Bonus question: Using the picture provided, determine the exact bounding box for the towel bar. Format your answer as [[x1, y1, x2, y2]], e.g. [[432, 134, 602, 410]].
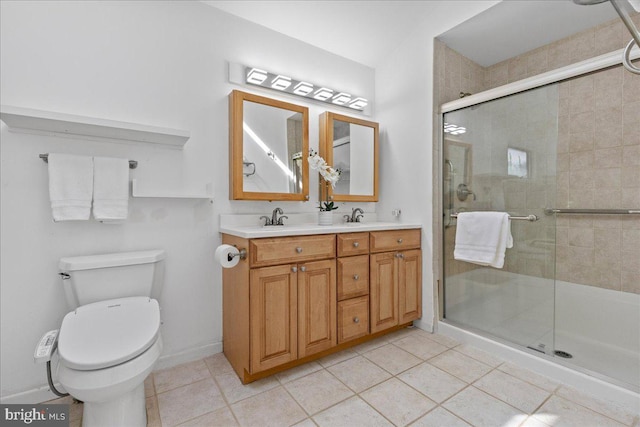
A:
[[39, 153, 138, 169], [450, 213, 539, 222], [544, 208, 640, 215]]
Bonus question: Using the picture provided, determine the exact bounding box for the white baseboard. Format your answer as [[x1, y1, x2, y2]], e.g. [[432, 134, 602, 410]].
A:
[[412, 319, 433, 333], [1, 341, 223, 404], [155, 341, 222, 370], [0, 385, 63, 405]]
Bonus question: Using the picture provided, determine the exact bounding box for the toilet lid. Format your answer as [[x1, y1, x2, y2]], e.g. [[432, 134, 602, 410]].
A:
[[58, 296, 160, 370]]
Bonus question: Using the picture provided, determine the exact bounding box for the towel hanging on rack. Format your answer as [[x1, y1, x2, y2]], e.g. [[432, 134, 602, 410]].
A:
[[47, 153, 94, 221], [453, 212, 513, 269], [93, 157, 130, 222]]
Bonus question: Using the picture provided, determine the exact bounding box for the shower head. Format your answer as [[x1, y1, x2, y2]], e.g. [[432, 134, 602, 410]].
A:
[[572, 0, 608, 4]]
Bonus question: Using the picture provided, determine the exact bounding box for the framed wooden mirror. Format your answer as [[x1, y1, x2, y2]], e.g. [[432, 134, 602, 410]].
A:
[[229, 90, 309, 201], [319, 112, 379, 202]]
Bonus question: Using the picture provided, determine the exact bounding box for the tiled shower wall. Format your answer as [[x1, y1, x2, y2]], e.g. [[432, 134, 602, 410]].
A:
[[434, 12, 640, 294]]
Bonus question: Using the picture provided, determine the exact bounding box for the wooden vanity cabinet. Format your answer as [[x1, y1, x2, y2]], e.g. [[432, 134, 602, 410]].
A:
[[370, 230, 422, 334], [222, 228, 420, 384]]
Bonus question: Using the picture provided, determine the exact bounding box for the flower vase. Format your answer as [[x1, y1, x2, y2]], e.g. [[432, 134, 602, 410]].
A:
[[318, 211, 333, 226]]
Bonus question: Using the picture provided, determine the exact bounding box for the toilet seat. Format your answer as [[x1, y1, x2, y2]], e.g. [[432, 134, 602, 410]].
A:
[[58, 296, 160, 370]]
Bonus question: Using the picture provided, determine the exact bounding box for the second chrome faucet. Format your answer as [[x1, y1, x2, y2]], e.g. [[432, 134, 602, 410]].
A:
[[260, 207, 288, 226], [343, 208, 364, 223]]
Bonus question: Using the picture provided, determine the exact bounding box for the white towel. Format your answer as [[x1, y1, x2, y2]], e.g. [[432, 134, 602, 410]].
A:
[[454, 212, 513, 269], [48, 153, 93, 221], [92, 156, 129, 222]]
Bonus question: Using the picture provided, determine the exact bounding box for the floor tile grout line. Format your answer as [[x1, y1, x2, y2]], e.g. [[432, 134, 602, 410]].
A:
[[209, 373, 242, 427], [496, 363, 561, 394], [526, 392, 555, 426], [546, 392, 636, 426], [469, 364, 551, 416], [279, 371, 324, 420], [153, 359, 212, 395]]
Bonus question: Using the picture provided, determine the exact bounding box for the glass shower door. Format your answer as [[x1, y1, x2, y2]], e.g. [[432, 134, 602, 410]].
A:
[[442, 84, 559, 355]]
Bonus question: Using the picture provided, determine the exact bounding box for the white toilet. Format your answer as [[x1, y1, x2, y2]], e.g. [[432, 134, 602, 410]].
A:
[[54, 250, 165, 427]]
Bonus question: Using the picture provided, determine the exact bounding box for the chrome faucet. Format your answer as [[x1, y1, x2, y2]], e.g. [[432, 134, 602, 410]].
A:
[[343, 208, 364, 223], [260, 207, 288, 226]]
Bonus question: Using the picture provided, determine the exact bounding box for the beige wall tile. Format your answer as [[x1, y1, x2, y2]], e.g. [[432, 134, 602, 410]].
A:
[[621, 270, 640, 294], [593, 147, 622, 168], [568, 227, 593, 248]]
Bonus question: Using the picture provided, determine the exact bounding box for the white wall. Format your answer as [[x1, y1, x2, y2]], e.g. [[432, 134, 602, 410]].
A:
[[375, 1, 500, 332], [0, 1, 374, 401]]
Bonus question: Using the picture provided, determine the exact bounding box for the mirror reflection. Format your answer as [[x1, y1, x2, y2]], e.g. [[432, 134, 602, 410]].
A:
[[230, 90, 309, 201], [320, 112, 378, 202]]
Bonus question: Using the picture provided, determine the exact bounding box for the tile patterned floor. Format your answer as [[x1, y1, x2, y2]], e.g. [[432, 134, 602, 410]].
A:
[[49, 327, 640, 427]]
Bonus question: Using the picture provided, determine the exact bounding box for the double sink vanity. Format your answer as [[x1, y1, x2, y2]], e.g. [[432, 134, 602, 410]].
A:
[[222, 89, 422, 383], [221, 215, 422, 383]]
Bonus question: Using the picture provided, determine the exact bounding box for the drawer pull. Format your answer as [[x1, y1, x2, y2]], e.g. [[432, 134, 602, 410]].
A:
[[397, 238, 403, 244], [353, 242, 360, 248], [300, 266, 306, 272], [291, 266, 298, 273], [353, 274, 359, 280], [353, 317, 359, 324], [396, 253, 404, 259], [296, 247, 303, 254]]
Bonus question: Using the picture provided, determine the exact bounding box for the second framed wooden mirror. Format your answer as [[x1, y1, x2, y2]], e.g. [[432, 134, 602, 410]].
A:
[[319, 112, 379, 202]]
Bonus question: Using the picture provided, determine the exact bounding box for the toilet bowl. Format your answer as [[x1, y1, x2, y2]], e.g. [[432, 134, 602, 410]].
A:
[[56, 297, 162, 427], [52, 250, 166, 427]]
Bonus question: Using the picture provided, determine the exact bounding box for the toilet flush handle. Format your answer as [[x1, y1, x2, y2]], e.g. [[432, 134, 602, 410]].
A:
[[59, 273, 70, 280]]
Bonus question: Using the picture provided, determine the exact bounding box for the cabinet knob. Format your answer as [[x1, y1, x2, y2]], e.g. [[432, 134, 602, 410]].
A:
[[396, 253, 404, 259], [353, 317, 359, 324], [353, 242, 359, 248], [296, 247, 303, 254], [353, 274, 359, 280], [397, 238, 403, 244], [291, 266, 298, 273], [300, 266, 306, 272]]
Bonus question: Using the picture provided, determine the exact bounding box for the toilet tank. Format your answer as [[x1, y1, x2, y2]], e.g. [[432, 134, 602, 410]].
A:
[[59, 250, 165, 310]]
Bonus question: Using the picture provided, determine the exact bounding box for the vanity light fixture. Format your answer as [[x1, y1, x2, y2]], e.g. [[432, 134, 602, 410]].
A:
[[293, 81, 314, 96], [348, 97, 368, 110], [271, 75, 292, 90], [313, 88, 334, 101], [243, 66, 368, 111], [246, 68, 268, 85], [332, 93, 352, 105]]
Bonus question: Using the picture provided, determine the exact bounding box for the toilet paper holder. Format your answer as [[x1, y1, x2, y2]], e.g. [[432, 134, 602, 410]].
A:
[[228, 248, 247, 261]]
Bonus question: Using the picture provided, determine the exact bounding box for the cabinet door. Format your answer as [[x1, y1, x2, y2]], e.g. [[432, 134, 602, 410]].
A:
[[399, 249, 422, 324], [298, 259, 337, 358], [250, 264, 298, 373], [370, 252, 398, 333]]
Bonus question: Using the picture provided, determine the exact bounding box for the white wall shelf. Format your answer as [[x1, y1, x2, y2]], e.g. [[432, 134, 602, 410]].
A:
[[0, 105, 190, 148], [131, 179, 212, 200]]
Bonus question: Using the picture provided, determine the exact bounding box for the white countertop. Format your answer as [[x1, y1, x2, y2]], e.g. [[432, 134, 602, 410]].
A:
[[220, 213, 421, 239]]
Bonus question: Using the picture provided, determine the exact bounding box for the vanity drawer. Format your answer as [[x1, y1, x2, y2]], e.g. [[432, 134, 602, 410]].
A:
[[337, 232, 369, 257], [337, 296, 369, 344], [249, 234, 336, 267], [370, 229, 421, 253], [337, 255, 369, 301]]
